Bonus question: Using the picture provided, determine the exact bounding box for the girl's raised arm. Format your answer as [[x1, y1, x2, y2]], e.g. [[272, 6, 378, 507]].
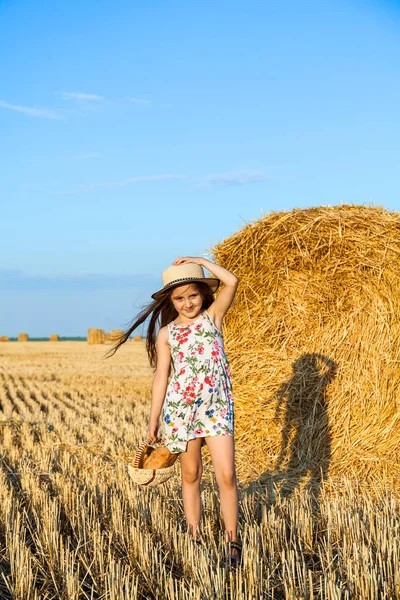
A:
[[172, 256, 238, 330]]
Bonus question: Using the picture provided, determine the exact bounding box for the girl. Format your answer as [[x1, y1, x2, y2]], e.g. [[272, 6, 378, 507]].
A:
[[110, 256, 241, 567]]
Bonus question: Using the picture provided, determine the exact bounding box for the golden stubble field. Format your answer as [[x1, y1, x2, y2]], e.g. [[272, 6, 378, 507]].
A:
[[0, 341, 399, 600]]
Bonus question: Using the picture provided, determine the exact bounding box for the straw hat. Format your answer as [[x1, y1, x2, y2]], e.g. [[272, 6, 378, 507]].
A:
[[127, 438, 179, 486], [152, 264, 219, 299]]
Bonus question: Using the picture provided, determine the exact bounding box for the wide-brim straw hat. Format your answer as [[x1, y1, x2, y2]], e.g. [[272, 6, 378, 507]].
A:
[[152, 264, 220, 300], [127, 438, 178, 486]]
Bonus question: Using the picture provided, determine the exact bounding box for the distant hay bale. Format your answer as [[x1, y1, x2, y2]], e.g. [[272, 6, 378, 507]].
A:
[[0, 336, 10, 342], [213, 204, 400, 484], [133, 335, 143, 342], [18, 333, 29, 342], [108, 329, 125, 343], [49, 334, 59, 342], [87, 328, 105, 345]]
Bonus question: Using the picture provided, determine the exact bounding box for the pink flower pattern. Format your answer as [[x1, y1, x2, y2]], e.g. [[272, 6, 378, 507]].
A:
[[162, 311, 234, 453]]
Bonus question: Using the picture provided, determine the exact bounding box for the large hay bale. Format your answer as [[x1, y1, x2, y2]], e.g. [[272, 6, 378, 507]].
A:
[[133, 335, 143, 342], [213, 204, 400, 485], [49, 334, 59, 342], [0, 336, 10, 342], [18, 333, 29, 342], [87, 328, 105, 345]]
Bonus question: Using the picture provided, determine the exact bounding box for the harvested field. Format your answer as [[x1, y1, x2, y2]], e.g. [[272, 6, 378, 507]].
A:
[[0, 342, 398, 599]]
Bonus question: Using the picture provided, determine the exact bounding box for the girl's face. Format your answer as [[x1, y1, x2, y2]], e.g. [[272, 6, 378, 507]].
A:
[[170, 284, 203, 319]]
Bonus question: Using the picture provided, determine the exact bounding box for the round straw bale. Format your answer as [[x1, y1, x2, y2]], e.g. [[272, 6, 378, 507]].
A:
[[87, 328, 105, 345], [0, 336, 10, 342], [49, 334, 59, 342], [18, 333, 29, 342], [133, 335, 143, 342], [213, 204, 400, 485]]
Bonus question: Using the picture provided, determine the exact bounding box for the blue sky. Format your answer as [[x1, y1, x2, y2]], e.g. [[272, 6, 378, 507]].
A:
[[1, 0, 400, 336]]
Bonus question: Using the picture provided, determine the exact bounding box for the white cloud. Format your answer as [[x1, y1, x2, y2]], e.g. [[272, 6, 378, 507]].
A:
[[59, 92, 105, 101], [128, 97, 150, 104], [196, 170, 271, 188], [0, 99, 63, 120]]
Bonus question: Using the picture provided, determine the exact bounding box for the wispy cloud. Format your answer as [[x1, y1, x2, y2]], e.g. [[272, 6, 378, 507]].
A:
[[128, 97, 150, 104], [0, 99, 63, 120], [59, 92, 105, 102], [47, 174, 187, 195], [196, 170, 273, 189], [74, 153, 103, 160], [27, 167, 280, 196]]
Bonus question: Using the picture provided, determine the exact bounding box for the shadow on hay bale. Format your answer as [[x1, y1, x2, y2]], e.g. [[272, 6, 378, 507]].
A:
[[251, 353, 339, 505], [213, 204, 400, 487], [260, 353, 337, 499]]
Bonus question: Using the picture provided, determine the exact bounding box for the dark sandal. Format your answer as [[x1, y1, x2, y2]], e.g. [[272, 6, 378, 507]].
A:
[[228, 540, 242, 571]]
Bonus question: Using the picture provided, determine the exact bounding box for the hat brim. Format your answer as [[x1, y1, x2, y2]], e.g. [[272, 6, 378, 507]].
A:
[[152, 277, 219, 300]]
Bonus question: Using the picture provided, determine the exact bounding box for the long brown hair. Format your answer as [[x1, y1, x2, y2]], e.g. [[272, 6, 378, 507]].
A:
[[106, 282, 215, 368]]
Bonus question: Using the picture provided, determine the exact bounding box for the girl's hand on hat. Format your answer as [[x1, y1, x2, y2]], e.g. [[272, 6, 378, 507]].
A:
[[173, 256, 203, 266]]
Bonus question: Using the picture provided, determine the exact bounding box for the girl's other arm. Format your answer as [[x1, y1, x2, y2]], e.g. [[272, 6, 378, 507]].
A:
[[147, 326, 171, 442], [172, 256, 239, 328]]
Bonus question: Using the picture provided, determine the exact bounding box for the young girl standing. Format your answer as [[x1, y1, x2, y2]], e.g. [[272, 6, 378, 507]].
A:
[[111, 256, 241, 567]]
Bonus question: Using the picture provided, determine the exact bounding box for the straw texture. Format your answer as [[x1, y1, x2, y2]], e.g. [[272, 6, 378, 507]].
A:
[[212, 204, 400, 484]]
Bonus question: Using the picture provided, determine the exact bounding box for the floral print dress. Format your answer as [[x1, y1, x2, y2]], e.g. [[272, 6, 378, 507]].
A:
[[162, 311, 234, 453]]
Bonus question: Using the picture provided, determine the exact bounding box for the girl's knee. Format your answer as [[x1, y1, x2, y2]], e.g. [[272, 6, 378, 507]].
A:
[[216, 467, 237, 488], [181, 464, 203, 484]]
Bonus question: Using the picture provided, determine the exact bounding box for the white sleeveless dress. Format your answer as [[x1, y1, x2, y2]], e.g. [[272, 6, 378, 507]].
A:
[[162, 311, 234, 453]]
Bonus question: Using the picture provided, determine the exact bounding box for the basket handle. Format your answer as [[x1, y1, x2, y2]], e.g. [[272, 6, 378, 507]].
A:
[[132, 437, 160, 468]]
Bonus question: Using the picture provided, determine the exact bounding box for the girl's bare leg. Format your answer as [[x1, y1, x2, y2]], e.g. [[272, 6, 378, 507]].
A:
[[179, 438, 203, 539], [205, 435, 238, 542]]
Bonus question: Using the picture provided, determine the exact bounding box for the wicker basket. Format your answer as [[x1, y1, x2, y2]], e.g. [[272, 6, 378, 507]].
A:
[[127, 438, 179, 486]]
